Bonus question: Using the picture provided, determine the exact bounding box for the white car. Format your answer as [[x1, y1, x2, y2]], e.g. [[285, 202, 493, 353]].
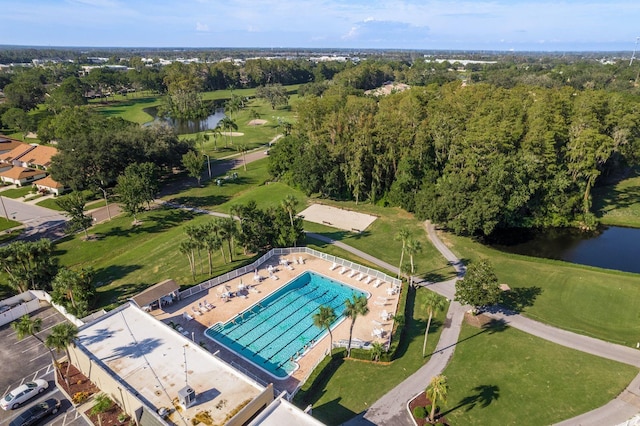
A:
[[1, 379, 49, 410]]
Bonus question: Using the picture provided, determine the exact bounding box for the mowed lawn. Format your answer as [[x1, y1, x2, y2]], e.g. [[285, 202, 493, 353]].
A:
[[442, 322, 637, 425], [445, 232, 640, 346], [298, 288, 449, 425], [593, 168, 640, 228]]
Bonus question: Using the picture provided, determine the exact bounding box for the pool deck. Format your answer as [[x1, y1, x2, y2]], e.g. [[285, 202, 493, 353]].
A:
[[149, 254, 400, 395]]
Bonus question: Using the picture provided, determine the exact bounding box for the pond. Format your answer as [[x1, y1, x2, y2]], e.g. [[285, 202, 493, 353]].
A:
[[144, 106, 226, 134], [488, 226, 640, 274]]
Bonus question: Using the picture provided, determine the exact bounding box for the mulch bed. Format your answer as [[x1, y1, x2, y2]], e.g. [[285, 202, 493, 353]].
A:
[[408, 392, 449, 425], [85, 404, 129, 426], [57, 362, 100, 400], [464, 312, 493, 328]]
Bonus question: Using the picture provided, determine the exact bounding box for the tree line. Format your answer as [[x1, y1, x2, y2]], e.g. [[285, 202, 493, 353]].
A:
[[269, 82, 640, 236]]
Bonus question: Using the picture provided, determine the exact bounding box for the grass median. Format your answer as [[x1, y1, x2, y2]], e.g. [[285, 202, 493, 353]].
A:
[[442, 322, 637, 425]]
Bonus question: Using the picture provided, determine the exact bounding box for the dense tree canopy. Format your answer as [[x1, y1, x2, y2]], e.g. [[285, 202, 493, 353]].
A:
[[270, 82, 640, 236]]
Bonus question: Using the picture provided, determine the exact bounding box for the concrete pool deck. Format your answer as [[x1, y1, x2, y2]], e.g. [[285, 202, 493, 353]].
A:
[[150, 254, 400, 394]]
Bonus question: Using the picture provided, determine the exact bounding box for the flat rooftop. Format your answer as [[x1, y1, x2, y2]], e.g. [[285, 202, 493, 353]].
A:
[[77, 303, 264, 425]]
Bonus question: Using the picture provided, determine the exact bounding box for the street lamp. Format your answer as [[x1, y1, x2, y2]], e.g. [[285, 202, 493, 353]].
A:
[[0, 195, 8, 221], [204, 152, 211, 179]]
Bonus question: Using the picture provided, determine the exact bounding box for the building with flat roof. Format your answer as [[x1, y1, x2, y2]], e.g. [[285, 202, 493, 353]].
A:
[[69, 302, 274, 426]]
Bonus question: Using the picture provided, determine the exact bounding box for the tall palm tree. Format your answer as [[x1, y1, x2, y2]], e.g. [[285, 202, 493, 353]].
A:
[[219, 117, 238, 147], [395, 227, 411, 279], [46, 322, 79, 377], [219, 217, 238, 262], [281, 195, 299, 228], [426, 375, 449, 423], [422, 292, 446, 357], [405, 237, 422, 277], [207, 125, 222, 151], [312, 305, 336, 356], [12, 316, 59, 377], [344, 294, 369, 358]]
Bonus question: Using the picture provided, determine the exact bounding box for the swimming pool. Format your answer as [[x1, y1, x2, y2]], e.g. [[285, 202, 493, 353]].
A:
[[205, 270, 368, 379]]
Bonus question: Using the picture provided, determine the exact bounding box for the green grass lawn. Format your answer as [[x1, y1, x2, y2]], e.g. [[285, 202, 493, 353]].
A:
[[442, 322, 637, 425], [295, 287, 449, 425], [35, 197, 64, 210], [0, 217, 20, 231], [1, 186, 34, 199], [593, 168, 640, 228], [445, 232, 640, 346]]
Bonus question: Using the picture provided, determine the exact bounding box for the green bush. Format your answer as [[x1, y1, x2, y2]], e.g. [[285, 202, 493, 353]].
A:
[[413, 406, 427, 419]]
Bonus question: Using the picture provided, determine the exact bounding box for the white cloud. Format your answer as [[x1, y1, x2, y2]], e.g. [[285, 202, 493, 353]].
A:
[[196, 22, 209, 32]]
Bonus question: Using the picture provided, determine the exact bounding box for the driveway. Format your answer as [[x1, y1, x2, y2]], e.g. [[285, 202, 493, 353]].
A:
[[0, 196, 67, 241]]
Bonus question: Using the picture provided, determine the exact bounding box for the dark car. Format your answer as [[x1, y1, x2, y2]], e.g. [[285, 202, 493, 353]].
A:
[[9, 398, 60, 426]]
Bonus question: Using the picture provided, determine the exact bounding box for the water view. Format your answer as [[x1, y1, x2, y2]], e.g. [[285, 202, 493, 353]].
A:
[[489, 226, 640, 274], [144, 106, 226, 134]]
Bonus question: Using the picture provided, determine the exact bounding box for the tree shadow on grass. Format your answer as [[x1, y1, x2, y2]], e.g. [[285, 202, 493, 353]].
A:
[[93, 264, 143, 287], [493, 286, 543, 315], [169, 194, 230, 209], [313, 397, 358, 426], [425, 318, 509, 358], [102, 208, 196, 238], [96, 281, 155, 308], [440, 384, 500, 417]]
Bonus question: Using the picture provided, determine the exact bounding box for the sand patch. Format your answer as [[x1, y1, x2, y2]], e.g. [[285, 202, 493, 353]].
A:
[[298, 204, 377, 232], [248, 119, 267, 126], [221, 132, 244, 136]]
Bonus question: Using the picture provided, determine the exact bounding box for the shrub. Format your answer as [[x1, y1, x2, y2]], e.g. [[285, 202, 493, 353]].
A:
[[72, 391, 90, 404], [413, 406, 427, 419]]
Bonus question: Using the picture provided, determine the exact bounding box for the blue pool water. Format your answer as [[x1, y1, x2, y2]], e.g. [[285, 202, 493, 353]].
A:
[[205, 271, 367, 379]]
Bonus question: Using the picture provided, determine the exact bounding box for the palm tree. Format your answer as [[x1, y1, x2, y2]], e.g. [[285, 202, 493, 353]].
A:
[[12, 316, 59, 377], [405, 236, 422, 280], [219, 117, 238, 147], [207, 125, 222, 151], [46, 322, 79, 378], [395, 227, 411, 279], [312, 305, 336, 356], [219, 217, 238, 262], [370, 341, 384, 362], [281, 195, 299, 228], [344, 294, 369, 358], [426, 375, 448, 423], [422, 292, 446, 357], [90, 393, 113, 426]]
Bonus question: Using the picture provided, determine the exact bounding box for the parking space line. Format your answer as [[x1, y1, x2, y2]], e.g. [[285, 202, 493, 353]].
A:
[[29, 352, 48, 363], [21, 342, 41, 353], [2, 385, 9, 397]]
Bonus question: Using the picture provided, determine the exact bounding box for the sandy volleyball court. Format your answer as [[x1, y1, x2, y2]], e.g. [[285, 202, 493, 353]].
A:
[[298, 204, 378, 232]]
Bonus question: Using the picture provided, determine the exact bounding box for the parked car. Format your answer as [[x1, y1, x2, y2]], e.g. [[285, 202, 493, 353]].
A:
[[9, 398, 60, 426], [1, 380, 49, 410]]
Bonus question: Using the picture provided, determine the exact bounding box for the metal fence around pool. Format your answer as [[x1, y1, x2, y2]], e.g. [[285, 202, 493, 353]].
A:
[[178, 247, 401, 301]]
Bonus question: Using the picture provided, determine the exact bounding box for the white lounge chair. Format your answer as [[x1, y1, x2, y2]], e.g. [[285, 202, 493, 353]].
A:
[[192, 306, 203, 316], [364, 276, 373, 284], [374, 279, 383, 288], [339, 267, 348, 275], [348, 270, 358, 278], [381, 310, 390, 320], [204, 300, 214, 310], [372, 328, 383, 338], [286, 264, 294, 271], [329, 262, 338, 271], [356, 273, 364, 281], [371, 319, 383, 326], [299, 256, 305, 264], [374, 300, 385, 307], [198, 303, 209, 313], [182, 312, 193, 321], [271, 274, 279, 280]]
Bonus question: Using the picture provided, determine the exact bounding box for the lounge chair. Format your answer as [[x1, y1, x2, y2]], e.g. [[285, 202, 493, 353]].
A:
[[249, 286, 260, 293], [199, 303, 209, 313], [286, 264, 294, 271], [329, 262, 338, 271], [356, 273, 364, 281], [371, 319, 383, 326], [372, 328, 383, 338], [192, 306, 203, 316], [271, 274, 279, 280], [339, 267, 348, 275], [183, 312, 193, 321], [299, 256, 305, 264], [374, 300, 385, 307], [374, 279, 383, 288], [364, 276, 373, 284], [348, 270, 358, 278], [381, 310, 389, 320], [204, 300, 214, 310]]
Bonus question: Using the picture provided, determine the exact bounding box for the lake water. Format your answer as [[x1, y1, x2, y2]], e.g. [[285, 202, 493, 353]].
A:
[[489, 226, 640, 274], [144, 107, 226, 134]]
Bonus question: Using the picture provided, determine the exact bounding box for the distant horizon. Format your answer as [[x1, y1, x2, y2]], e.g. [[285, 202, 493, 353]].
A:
[[4, 0, 639, 53], [0, 44, 636, 56]]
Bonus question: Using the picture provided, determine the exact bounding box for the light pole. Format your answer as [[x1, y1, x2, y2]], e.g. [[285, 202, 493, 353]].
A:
[[0, 195, 8, 220], [204, 153, 211, 179]]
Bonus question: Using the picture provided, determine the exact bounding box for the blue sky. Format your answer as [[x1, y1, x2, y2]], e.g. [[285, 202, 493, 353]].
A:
[[3, 0, 640, 51]]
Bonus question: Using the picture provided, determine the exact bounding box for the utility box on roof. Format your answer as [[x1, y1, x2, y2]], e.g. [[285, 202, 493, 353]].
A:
[[178, 386, 196, 408]]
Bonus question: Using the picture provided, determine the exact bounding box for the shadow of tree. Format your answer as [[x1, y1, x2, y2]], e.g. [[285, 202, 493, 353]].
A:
[[440, 384, 500, 417], [313, 397, 357, 426], [426, 318, 509, 357], [93, 264, 143, 287], [104, 337, 163, 361], [169, 194, 230, 208], [498, 286, 543, 313]]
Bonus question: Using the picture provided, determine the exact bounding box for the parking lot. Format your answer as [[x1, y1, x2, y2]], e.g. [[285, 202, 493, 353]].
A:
[[0, 305, 88, 426]]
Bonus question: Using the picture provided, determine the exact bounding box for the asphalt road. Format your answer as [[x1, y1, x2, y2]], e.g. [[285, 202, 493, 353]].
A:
[[0, 196, 68, 241]]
